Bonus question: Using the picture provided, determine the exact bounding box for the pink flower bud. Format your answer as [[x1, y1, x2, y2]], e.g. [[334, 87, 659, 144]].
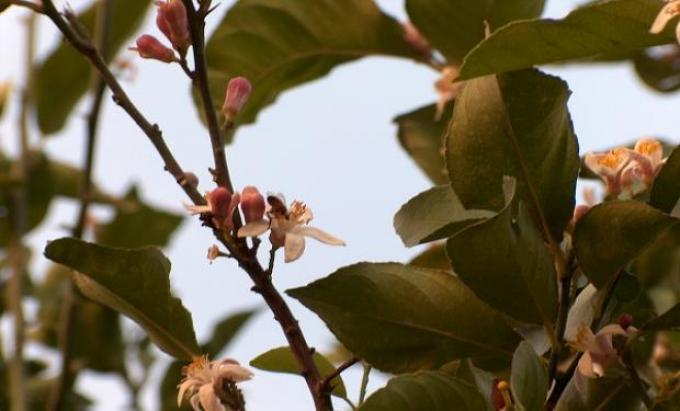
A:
[[240, 186, 265, 223], [131, 35, 177, 63], [156, 0, 190, 54], [617, 313, 633, 331], [222, 77, 252, 123], [209, 187, 232, 220], [402, 22, 431, 56]]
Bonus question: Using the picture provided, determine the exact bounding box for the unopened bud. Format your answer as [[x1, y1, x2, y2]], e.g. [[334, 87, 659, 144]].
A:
[[402, 22, 431, 56], [131, 35, 177, 63], [209, 187, 232, 220], [222, 77, 252, 124], [183, 172, 199, 188], [617, 313, 633, 330], [156, 0, 190, 55], [240, 186, 265, 223]]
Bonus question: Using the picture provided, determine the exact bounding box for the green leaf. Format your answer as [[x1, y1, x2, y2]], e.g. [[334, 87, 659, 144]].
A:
[[203, 0, 416, 137], [445, 69, 579, 242], [359, 371, 486, 411], [48, 159, 118, 205], [408, 244, 451, 272], [573, 200, 679, 288], [642, 303, 680, 331], [393, 103, 452, 185], [250, 347, 346, 397], [44, 238, 200, 360], [95, 186, 183, 248], [458, 0, 675, 80], [454, 360, 496, 411], [651, 146, 680, 214], [394, 185, 495, 247], [288, 262, 520, 373], [555, 374, 642, 411], [446, 182, 557, 325], [405, 0, 545, 63], [510, 342, 548, 411], [633, 49, 680, 93], [35, 0, 153, 134]]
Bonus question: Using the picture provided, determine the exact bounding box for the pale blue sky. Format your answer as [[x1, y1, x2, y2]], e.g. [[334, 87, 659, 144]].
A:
[[1, 0, 679, 409]]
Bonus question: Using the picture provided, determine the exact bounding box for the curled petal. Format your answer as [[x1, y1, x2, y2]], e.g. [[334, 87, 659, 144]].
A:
[[184, 203, 212, 215], [237, 220, 270, 238], [577, 351, 601, 378], [217, 363, 254, 383], [198, 384, 225, 411], [293, 225, 346, 246], [177, 380, 194, 407], [284, 233, 306, 263], [650, 1, 680, 34]]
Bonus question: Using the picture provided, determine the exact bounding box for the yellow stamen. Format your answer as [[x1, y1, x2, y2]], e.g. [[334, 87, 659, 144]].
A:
[[289, 201, 307, 219]]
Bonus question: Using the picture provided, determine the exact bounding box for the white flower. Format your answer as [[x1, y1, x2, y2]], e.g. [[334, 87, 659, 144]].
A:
[[569, 323, 636, 378], [238, 194, 345, 263], [650, 0, 680, 45], [620, 138, 665, 196], [584, 147, 632, 197], [177, 356, 253, 411]]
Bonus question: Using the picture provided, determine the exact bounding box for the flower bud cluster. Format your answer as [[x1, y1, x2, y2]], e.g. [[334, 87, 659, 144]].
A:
[[130, 0, 190, 63]]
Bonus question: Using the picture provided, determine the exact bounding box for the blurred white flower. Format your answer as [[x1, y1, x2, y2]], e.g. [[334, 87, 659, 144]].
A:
[[650, 0, 680, 45], [177, 356, 252, 411]]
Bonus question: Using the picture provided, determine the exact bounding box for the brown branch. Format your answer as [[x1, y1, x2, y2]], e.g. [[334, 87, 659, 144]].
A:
[[548, 252, 577, 383]]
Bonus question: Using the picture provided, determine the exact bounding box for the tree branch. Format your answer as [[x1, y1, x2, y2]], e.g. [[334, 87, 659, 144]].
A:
[[548, 252, 577, 383], [320, 357, 359, 394]]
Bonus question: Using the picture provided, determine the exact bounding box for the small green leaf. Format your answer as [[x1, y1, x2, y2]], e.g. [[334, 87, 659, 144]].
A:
[[405, 0, 545, 63], [393, 103, 452, 185], [394, 185, 495, 247], [651, 146, 680, 214], [35, 0, 153, 134], [44, 238, 199, 360], [447, 182, 557, 325], [458, 0, 675, 80], [95, 186, 183, 248], [510, 342, 548, 411], [555, 374, 643, 411], [250, 347, 346, 397], [288, 262, 520, 373], [573, 201, 679, 288], [359, 371, 486, 411], [642, 303, 680, 331], [445, 69, 579, 242], [203, 0, 417, 138]]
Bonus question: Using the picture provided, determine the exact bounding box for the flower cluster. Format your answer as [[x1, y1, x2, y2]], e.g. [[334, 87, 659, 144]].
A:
[[130, 0, 190, 63], [650, 0, 680, 45], [177, 356, 252, 411], [584, 138, 665, 198]]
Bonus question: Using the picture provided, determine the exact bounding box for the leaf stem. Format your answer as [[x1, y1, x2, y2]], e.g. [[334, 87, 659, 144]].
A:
[[358, 363, 372, 405]]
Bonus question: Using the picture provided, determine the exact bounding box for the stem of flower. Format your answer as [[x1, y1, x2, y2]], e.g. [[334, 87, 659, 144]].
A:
[[358, 363, 372, 406]]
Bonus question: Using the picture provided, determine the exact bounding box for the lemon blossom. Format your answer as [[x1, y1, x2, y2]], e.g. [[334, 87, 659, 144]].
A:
[[185, 187, 240, 230], [177, 356, 252, 411], [650, 0, 680, 45], [570, 321, 637, 378], [238, 194, 345, 263], [584, 147, 632, 197], [620, 138, 665, 196]]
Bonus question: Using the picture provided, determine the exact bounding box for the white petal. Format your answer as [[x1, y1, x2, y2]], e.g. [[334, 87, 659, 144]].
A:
[[597, 324, 627, 337], [217, 363, 254, 383], [184, 203, 212, 215], [292, 225, 345, 246], [198, 384, 225, 411], [577, 351, 599, 378], [177, 380, 193, 407], [237, 220, 270, 238], [650, 1, 680, 34], [284, 233, 306, 263]]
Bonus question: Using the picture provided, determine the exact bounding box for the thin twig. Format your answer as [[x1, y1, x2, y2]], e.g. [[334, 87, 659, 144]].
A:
[[320, 357, 359, 394], [622, 349, 653, 409], [266, 245, 277, 275]]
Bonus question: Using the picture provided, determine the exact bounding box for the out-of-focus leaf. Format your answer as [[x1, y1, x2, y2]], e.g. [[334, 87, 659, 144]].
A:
[[359, 371, 486, 411], [633, 46, 680, 93], [25, 378, 91, 411], [250, 347, 346, 397], [203, 0, 417, 138], [633, 225, 680, 290], [458, 0, 676, 80], [48, 159, 118, 205], [651, 146, 680, 214], [288, 262, 520, 373], [573, 201, 679, 288], [447, 180, 557, 325], [555, 374, 642, 411], [408, 243, 450, 271], [454, 360, 496, 411], [510, 342, 548, 411], [35, 0, 153, 134], [393, 103, 452, 185], [95, 186, 183, 248], [405, 0, 544, 63], [394, 185, 494, 247], [642, 303, 680, 331], [44, 238, 200, 360], [32, 265, 125, 373]]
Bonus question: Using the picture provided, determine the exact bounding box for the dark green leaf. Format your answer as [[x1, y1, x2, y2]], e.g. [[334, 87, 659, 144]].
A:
[[459, 0, 675, 80], [408, 243, 451, 272], [454, 360, 496, 411], [573, 201, 679, 288], [288, 262, 520, 373], [250, 347, 346, 397], [612, 272, 641, 303], [393, 103, 452, 185], [642, 303, 680, 331], [447, 181, 557, 325], [405, 0, 545, 63], [48, 159, 118, 205], [632, 224, 680, 289], [203, 0, 416, 138], [159, 362, 189, 411], [35, 0, 152, 134], [44, 238, 200, 360], [445, 69, 579, 241], [633, 46, 680, 93], [510, 342, 548, 411], [359, 371, 486, 411], [651, 146, 680, 214], [95, 186, 183, 248], [394, 185, 495, 247], [555, 374, 642, 411]]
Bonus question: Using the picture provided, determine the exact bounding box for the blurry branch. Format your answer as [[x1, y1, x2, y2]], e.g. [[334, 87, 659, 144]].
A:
[[47, 1, 112, 408], [6, 0, 43, 13], [622, 349, 653, 409], [548, 251, 577, 383]]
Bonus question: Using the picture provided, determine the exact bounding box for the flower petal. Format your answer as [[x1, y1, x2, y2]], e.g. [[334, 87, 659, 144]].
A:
[[218, 363, 254, 383], [198, 385, 225, 411], [177, 380, 193, 407], [237, 220, 270, 238], [577, 351, 599, 379], [184, 203, 212, 215], [650, 1, 680, 34], [284, 233, 306, 263], [293, 225, 346, 246]]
